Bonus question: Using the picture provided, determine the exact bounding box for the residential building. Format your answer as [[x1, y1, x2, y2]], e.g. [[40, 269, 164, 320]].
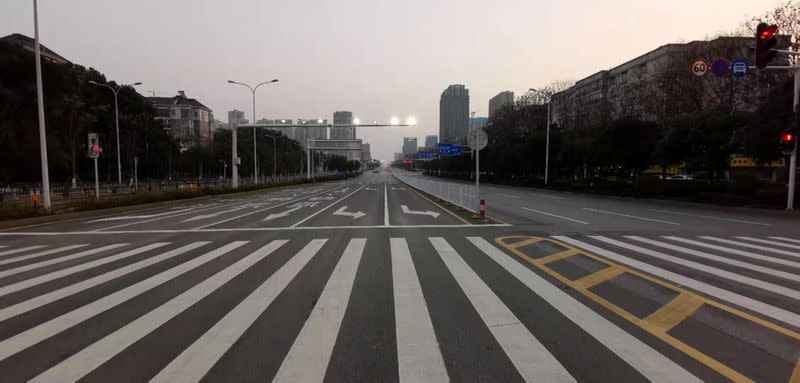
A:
[[149, 91, 214, 147], [0, 33, 69, 65], [402, 137, 418, 155], [469, 116, 488, 131], [331, 111, 355, 140], [424, 135, 438, 148], [489, 91, 514, 118], [439, 85, 469, 144]]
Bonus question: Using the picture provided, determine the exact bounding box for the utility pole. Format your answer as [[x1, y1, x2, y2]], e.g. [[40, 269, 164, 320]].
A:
[[789, 68, 799, 210], [33, 0, 51, 209]]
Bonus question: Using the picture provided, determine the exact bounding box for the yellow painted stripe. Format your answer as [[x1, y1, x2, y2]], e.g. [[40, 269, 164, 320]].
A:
[[643, 294, 704, 333], [573, 266, 626, 289], [535, 248, 580, 265], [402, 183, 471, 225], [789, 358, 800, 383], [506, 237, 544, 250]]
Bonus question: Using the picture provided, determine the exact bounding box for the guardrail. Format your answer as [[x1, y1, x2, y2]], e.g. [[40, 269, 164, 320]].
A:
[[393, 171, 478, 212]]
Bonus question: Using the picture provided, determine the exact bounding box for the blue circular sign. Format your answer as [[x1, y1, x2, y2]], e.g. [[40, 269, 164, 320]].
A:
[[711, 59, 729, 77], [731, 58, 749, 78]]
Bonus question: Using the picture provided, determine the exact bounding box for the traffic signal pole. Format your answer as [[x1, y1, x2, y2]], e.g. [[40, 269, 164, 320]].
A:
[[789, 68, 799, 210]]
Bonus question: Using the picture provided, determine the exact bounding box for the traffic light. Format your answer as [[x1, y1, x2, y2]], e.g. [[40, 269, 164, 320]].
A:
[[781, 131, 797, 155], [755, 23, 778, 69]]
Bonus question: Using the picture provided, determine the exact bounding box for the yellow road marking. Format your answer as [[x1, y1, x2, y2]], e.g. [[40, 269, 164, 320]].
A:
[[401, 183, 471, 225], [495, 235, 800, 383], [790, 359, 800, 383], [573, 265, 625, 289], [506, 237, 544, 249], [643, 294, 704, 333], [536, 248, 580, 265]]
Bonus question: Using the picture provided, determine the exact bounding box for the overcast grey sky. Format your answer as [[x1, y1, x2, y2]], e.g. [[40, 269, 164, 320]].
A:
[[1, 0, 778, 160]]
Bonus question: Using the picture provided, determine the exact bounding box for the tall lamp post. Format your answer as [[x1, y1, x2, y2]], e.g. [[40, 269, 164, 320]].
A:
[[33, 0, 51, 209], [89, 80, 141, 184], [227, 79, 278, 183], [530, 88, 552, 185]]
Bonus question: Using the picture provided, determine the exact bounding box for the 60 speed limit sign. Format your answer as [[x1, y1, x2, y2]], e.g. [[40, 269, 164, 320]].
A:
[[691, 59, 709, 77]]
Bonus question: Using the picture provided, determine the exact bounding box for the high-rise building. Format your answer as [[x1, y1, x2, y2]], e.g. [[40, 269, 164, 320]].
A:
[[489, 91, 514, 118], [402, 137, 418, 155], [439, 85, 469, 144], [469, 116, 488, 131], [424, 135, 438, 148], [331, 111, 355, 140], [298, 118, 328, 144], [361, 143, 371, 162]]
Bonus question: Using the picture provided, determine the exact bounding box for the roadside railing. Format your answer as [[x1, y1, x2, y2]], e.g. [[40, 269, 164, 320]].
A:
[[393, 171, 478, 212]]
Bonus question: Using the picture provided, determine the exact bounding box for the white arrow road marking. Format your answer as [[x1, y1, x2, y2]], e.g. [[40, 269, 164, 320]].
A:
[[365, 187, 377, 191], [181, 207, 246, 222], [308, 195, 336, 201], [334, 188, 350, 193], [392, 187, 406, 190], [266, 196, 294, 202], [401, 205, 440, 218], [263, 206, 305, 221], [89, 209, 193, 222], [333, 206, 366, 219]]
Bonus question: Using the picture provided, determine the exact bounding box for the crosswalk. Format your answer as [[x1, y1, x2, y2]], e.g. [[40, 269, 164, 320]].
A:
[[0, 234, 797, 382]]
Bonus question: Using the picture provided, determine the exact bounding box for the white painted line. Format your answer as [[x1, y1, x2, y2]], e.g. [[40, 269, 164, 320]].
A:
[[196, 187, 340, 229], [649, 209, 770, 226], [431, 237, 575, 382], [291, 185, 368, 227], [181, 207, 246, 222], [151, 239, 326, 383], [554, 236, 800, 328], [332, 206, 366, 219], [384, 183, 390, 226], [583, 208, 679, 225], [498, 193, 520, 199], [592, 236, 800, 300], [0, 242, 210, 322], [90, 209, 193, 222], [401, 205, 440, 218], [93, 203, 239, 231], [0, 241, 248, 362], [522, 207, 589, 225], [0, 243, 152, 298], [770, 236, 800, 244], [31, 240, 286, 383], [0, 244, 87, 266], [0, 224, 514, 236], [0, 245, 47, 257], [735, 236, 800, 250], [273, 238, 366, 383], [468, 237, 700, 383], [391, 238, 448, 383], [626, 236, 800, 283], [699, 236, 800, 258], [0, 243, 130, 280], [666, 237, 800, 264]]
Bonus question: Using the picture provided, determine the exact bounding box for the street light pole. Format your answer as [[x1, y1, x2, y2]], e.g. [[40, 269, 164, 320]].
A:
[[227, 79, 278, 184], [530, 88, 552, 185], [33, 0, 51, 209], [88, 80, 141, 185], [789, 68, 799, 210]]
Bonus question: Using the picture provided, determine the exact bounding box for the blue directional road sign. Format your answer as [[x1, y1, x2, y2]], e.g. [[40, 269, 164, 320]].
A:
[[731, 58, 749, 78], [417, 151, 434, 159], [711, 59, 729, 77], [438, 143, 462, 157]]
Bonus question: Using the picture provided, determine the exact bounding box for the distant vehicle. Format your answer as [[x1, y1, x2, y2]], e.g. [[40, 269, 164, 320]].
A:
[[667, 174, 693, 180]]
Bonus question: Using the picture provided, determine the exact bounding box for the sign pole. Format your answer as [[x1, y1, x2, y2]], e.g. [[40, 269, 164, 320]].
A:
[[476, 143, 480, 211], [789, 68, 799, 210], [134, 156, 138, 192], [94, 156, 100, 200]]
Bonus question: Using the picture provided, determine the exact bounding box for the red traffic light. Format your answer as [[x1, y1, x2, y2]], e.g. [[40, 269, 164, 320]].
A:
[[783, 133, 795, 143], [91, 144, 101, 154], [759, 24, 778, 40]]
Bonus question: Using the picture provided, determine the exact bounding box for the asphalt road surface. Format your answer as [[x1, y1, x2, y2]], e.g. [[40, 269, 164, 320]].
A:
[[0, 170, 797, 382]]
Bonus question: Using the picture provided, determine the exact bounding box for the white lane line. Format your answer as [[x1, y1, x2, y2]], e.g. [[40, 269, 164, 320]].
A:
[[0, 245, 47, 257], [770, 236, 800, 244], [657, 237, 800, 269], [0, 243, 130, 280], [90, 209, 193, 222], [468, 237, 699, 383], [0, 242, 210, 322], [273, 238, 366, 383], [498, 193, 520, 199], [583, 208, 679, 225], [391, 238, 449, 383], [554, 236, 800, 328], [0, 244, 87, 266], [520, 192, 565, 200], [649, 209, 771, 226], [522, 207, 589, 225], [736, 237, 800, 250], [384, 183, 390, 226], [31, 240, 286, 383], [0, 243, 155, 298], [0, 241, 248, 362], [290, 185, 368, 227], [592, 236, 800, 300], [150, 239, 327, 383], [699, 236, 800, 258], [431, 237, 575, 382], [195, 187, 340, 229], [626, 236, 800, 283]]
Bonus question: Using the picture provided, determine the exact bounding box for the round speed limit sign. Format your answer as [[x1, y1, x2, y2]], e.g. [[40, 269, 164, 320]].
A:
[[691, 59, 709, 77]]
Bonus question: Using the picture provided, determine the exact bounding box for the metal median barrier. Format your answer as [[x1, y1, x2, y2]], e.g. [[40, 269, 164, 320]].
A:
[[393, 172, 478, 212]]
